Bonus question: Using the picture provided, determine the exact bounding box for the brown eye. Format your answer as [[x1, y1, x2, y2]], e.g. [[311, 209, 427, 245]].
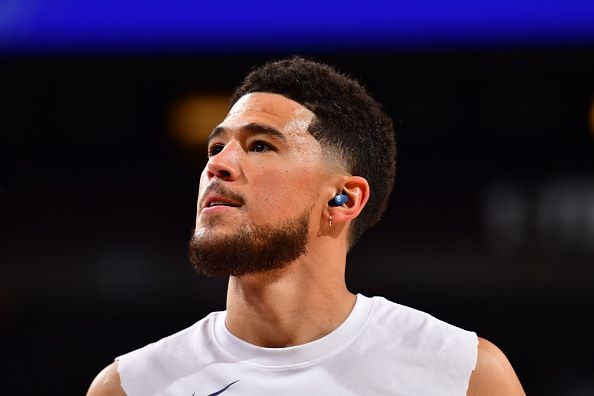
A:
[[251, 141, 272, 153], [208, 143, 224, 157]]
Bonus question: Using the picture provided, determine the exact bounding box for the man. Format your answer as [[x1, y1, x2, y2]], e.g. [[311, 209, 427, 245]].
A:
[[88, 57, 525, 395]]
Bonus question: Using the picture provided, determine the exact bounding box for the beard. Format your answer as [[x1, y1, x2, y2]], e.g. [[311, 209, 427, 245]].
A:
[[188, 209, 310, 278]]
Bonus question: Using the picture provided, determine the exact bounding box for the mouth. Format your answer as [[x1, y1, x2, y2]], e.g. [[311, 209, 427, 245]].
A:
[[199, 183, 245, 216], [202, 194, 243, 212], [205, 201, 241, 208]]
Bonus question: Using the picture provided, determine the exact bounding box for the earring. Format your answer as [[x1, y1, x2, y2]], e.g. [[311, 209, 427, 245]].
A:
[[329, 215, 333, 227]]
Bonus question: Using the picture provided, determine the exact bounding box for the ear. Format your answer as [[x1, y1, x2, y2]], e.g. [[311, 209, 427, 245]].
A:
[[327, 176, 370, 224]]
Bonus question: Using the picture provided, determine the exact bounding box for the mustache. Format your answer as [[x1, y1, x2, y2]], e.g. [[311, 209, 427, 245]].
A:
[[199, 182, 246, 208]]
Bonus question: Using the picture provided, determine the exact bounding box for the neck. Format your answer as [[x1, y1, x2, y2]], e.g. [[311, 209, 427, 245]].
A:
[[224, 247, 355, 348]]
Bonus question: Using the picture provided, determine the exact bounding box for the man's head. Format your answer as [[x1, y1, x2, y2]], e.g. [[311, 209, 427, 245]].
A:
[[231, 57, 396, 245], [189, 57, 396, 278]]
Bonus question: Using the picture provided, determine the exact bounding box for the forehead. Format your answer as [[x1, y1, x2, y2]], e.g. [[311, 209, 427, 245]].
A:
[[222, 92, 315, 136]]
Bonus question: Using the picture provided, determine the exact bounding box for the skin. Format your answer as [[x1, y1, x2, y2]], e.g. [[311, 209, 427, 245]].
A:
[[87, 92, 525, 395]]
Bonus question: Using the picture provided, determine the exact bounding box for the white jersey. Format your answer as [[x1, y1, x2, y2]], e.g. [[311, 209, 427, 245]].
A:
[[117, 294, 477, 395]]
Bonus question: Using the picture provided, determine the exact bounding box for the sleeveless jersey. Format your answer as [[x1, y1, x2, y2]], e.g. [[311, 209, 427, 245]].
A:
[[117, 294, 477, 395]]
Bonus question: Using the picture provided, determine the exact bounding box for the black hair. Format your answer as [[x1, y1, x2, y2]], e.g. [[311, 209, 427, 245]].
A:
[[231, 56, 396, 247]]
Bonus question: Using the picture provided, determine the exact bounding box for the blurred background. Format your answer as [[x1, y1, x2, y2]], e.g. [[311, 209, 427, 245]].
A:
[[1, 1, 594, 394]]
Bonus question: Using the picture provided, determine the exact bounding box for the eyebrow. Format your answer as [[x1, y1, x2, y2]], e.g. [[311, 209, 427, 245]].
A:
[[207, 123, 287, 143]]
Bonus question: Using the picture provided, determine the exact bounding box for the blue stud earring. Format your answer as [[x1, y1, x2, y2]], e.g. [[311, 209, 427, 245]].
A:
[[328, 193, 349, 207]]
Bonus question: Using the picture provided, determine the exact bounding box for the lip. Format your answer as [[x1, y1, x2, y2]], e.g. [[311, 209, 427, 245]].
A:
[[201, 193, 243, 212], [201, 205, 240, 214]]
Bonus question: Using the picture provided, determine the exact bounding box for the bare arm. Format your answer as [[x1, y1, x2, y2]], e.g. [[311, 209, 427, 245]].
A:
[[87, 361, 126, 396], [467, 337, 525, 396]]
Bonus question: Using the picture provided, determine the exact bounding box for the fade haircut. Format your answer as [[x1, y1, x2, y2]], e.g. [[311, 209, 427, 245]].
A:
[[230, 56, 396, 247]]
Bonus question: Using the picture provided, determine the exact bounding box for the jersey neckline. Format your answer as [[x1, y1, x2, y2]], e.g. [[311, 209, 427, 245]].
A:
[[211, 293, 374, 368]]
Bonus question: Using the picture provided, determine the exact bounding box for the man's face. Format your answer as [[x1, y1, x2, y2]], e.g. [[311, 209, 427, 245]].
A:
[[189, 92, 328, 277]]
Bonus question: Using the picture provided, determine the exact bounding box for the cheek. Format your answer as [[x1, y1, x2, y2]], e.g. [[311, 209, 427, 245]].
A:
[[251, 174, 289, 215], [197, 169, 209, 201], [250, 166, 319, 219], [199, 169, 209, 187]]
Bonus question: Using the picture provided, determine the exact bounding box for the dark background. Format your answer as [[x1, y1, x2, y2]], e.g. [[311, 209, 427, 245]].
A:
[[1, 49, 594, 395]]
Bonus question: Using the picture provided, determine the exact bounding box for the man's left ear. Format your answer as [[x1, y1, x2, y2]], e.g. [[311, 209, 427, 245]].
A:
[[330, 176, 370, 223]]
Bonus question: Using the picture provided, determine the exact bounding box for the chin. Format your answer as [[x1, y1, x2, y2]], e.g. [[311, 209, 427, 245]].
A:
[[195, 220, 242, 236]]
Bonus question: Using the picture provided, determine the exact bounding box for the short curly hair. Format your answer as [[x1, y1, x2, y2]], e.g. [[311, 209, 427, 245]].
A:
[[231, 56, 396, 247]]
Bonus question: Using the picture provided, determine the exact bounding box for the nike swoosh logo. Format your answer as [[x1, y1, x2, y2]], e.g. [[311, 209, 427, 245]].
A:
[[203, 380, 240, 396]]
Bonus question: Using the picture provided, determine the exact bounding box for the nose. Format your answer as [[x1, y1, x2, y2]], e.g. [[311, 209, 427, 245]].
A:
[[205, 141, 241, 182]]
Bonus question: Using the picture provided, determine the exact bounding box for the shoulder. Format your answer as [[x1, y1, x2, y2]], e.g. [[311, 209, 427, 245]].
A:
[[93, 314, 219, 395], [87, 361, 126, 396], [370, 296, 477, 367], [467, 337, 525, 396], [371, 296, 476, 345]]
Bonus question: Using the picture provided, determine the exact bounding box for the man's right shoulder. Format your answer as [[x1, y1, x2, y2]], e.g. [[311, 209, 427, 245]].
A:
[[87, 361, 126, 396]]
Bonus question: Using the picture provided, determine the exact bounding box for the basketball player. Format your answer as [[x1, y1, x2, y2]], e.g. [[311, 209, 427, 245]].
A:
[[88, 57, 525, 395]]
